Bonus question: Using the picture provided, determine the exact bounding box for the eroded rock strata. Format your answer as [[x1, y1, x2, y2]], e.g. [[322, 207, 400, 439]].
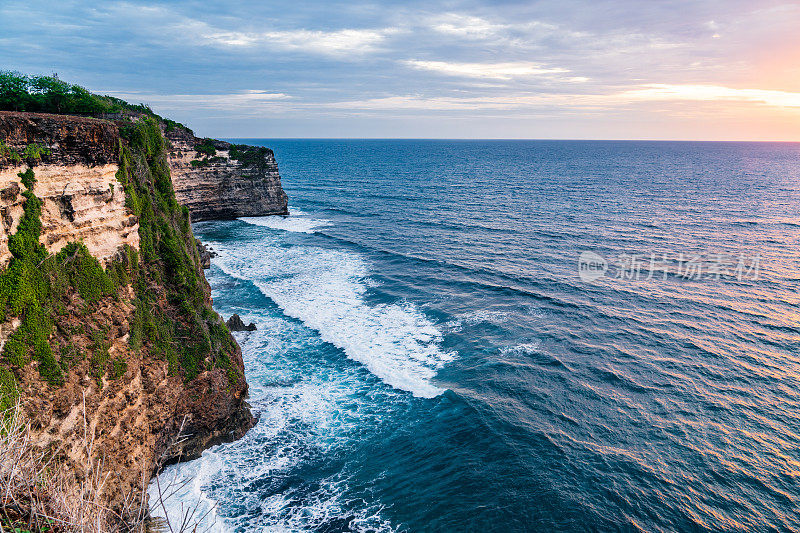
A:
[[166, 126, 288, 221], [0, 163, 139, 267], [0, 111, 254, 523]]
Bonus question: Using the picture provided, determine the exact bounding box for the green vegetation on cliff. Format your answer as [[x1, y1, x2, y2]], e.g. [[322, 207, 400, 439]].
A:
[[0, 111, 238, 407], [194, 139, 217, 157], [0, 167, 123, 387], [0, 71, 192, 133], [229, 144, 273, 172], [0, 366, 16, 411], [116, 117, 237, 381], [0, 71, 148, 116], [0, 142, 51, 168]]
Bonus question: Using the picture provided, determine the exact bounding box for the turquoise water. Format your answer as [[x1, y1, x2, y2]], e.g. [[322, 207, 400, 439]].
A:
[[152, 140, 800, 532]]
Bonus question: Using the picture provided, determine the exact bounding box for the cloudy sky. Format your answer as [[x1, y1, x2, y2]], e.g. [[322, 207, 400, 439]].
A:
[[1, 0, 799, 140]]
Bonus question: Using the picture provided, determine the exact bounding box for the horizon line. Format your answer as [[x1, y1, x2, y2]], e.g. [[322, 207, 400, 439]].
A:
[[221, 137, 800, 143]]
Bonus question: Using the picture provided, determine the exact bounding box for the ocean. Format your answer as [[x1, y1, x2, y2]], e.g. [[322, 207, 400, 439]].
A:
[[150, 140, 800, 532]]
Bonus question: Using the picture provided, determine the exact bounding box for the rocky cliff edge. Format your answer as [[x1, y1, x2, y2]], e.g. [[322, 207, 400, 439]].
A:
[[166, 126, 288, 221], [0, 111, 254, 526]]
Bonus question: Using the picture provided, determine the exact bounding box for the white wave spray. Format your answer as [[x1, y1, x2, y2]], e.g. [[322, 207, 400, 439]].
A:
[[240, 213, 331, 234], [212, 239, 454, 398]]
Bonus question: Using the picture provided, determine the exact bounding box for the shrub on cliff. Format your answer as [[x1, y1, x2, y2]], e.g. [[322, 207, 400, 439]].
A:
[[0, 141, 22, 165], [56, 243, 116, 303], [1, 71, 113, 115], [0, 169, 62, 383], [194, 139, 217, 157], [118, 117, 237, 382], [0, 368, 16, 412], [0, 71, 192, 133], [229, 144, 271, 172]]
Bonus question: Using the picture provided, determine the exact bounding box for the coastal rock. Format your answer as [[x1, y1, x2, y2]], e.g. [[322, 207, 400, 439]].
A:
[[0, 111, 118, 168], [166, 127, 288, 221], [227, 313, 257, 331], [196, 239, 217, 269]]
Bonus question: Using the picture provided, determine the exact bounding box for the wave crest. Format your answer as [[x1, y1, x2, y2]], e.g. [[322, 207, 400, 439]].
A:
[[240, 214, 331, 234]]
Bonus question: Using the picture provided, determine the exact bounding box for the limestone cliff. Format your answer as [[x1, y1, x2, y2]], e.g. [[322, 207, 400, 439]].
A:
[[0, 114, 130, 268], [0, 111, 254, 524], [166, 127, 288, 221]]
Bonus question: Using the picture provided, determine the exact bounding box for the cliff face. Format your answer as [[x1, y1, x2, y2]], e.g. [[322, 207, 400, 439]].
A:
[[0, 112, 254, 523], [166, 127, 288, 221], [0, 113, 139, 268], [0, 112, 118, 167]]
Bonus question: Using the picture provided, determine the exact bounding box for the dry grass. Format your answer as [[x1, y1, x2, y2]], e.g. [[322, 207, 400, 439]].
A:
[[0, 398, 210, 533], [0, 396, 114, 532]]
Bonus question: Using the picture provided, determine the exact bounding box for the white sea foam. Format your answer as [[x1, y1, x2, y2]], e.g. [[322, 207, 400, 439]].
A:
[[149, 223, 453, 528], [148, 388, 393, 532], [240, 214, 331, 234], [149, 314, 401, 532], [443, 319, 463, 332], [210, 241, 454, 398], [148, 450, 226, 532], [257, 476, 396, 532]]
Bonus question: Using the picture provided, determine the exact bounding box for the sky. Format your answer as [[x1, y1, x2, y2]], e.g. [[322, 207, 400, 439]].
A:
[[1, 0, 799, 140]]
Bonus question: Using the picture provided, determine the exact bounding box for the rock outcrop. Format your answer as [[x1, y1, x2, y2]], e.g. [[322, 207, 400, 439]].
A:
[[0, 111, 254, 523], [0, 112, 118, 167], [226, 314, 257, 332], [166, 127, 288, 221], [196, 239, 217, 269]]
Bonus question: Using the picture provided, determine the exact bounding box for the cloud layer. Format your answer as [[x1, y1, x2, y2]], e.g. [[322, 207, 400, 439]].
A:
[[1, 0, 798, 139]]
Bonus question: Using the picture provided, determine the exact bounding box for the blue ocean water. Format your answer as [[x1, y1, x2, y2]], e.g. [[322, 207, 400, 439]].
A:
[[152, 140, 800, 532]]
